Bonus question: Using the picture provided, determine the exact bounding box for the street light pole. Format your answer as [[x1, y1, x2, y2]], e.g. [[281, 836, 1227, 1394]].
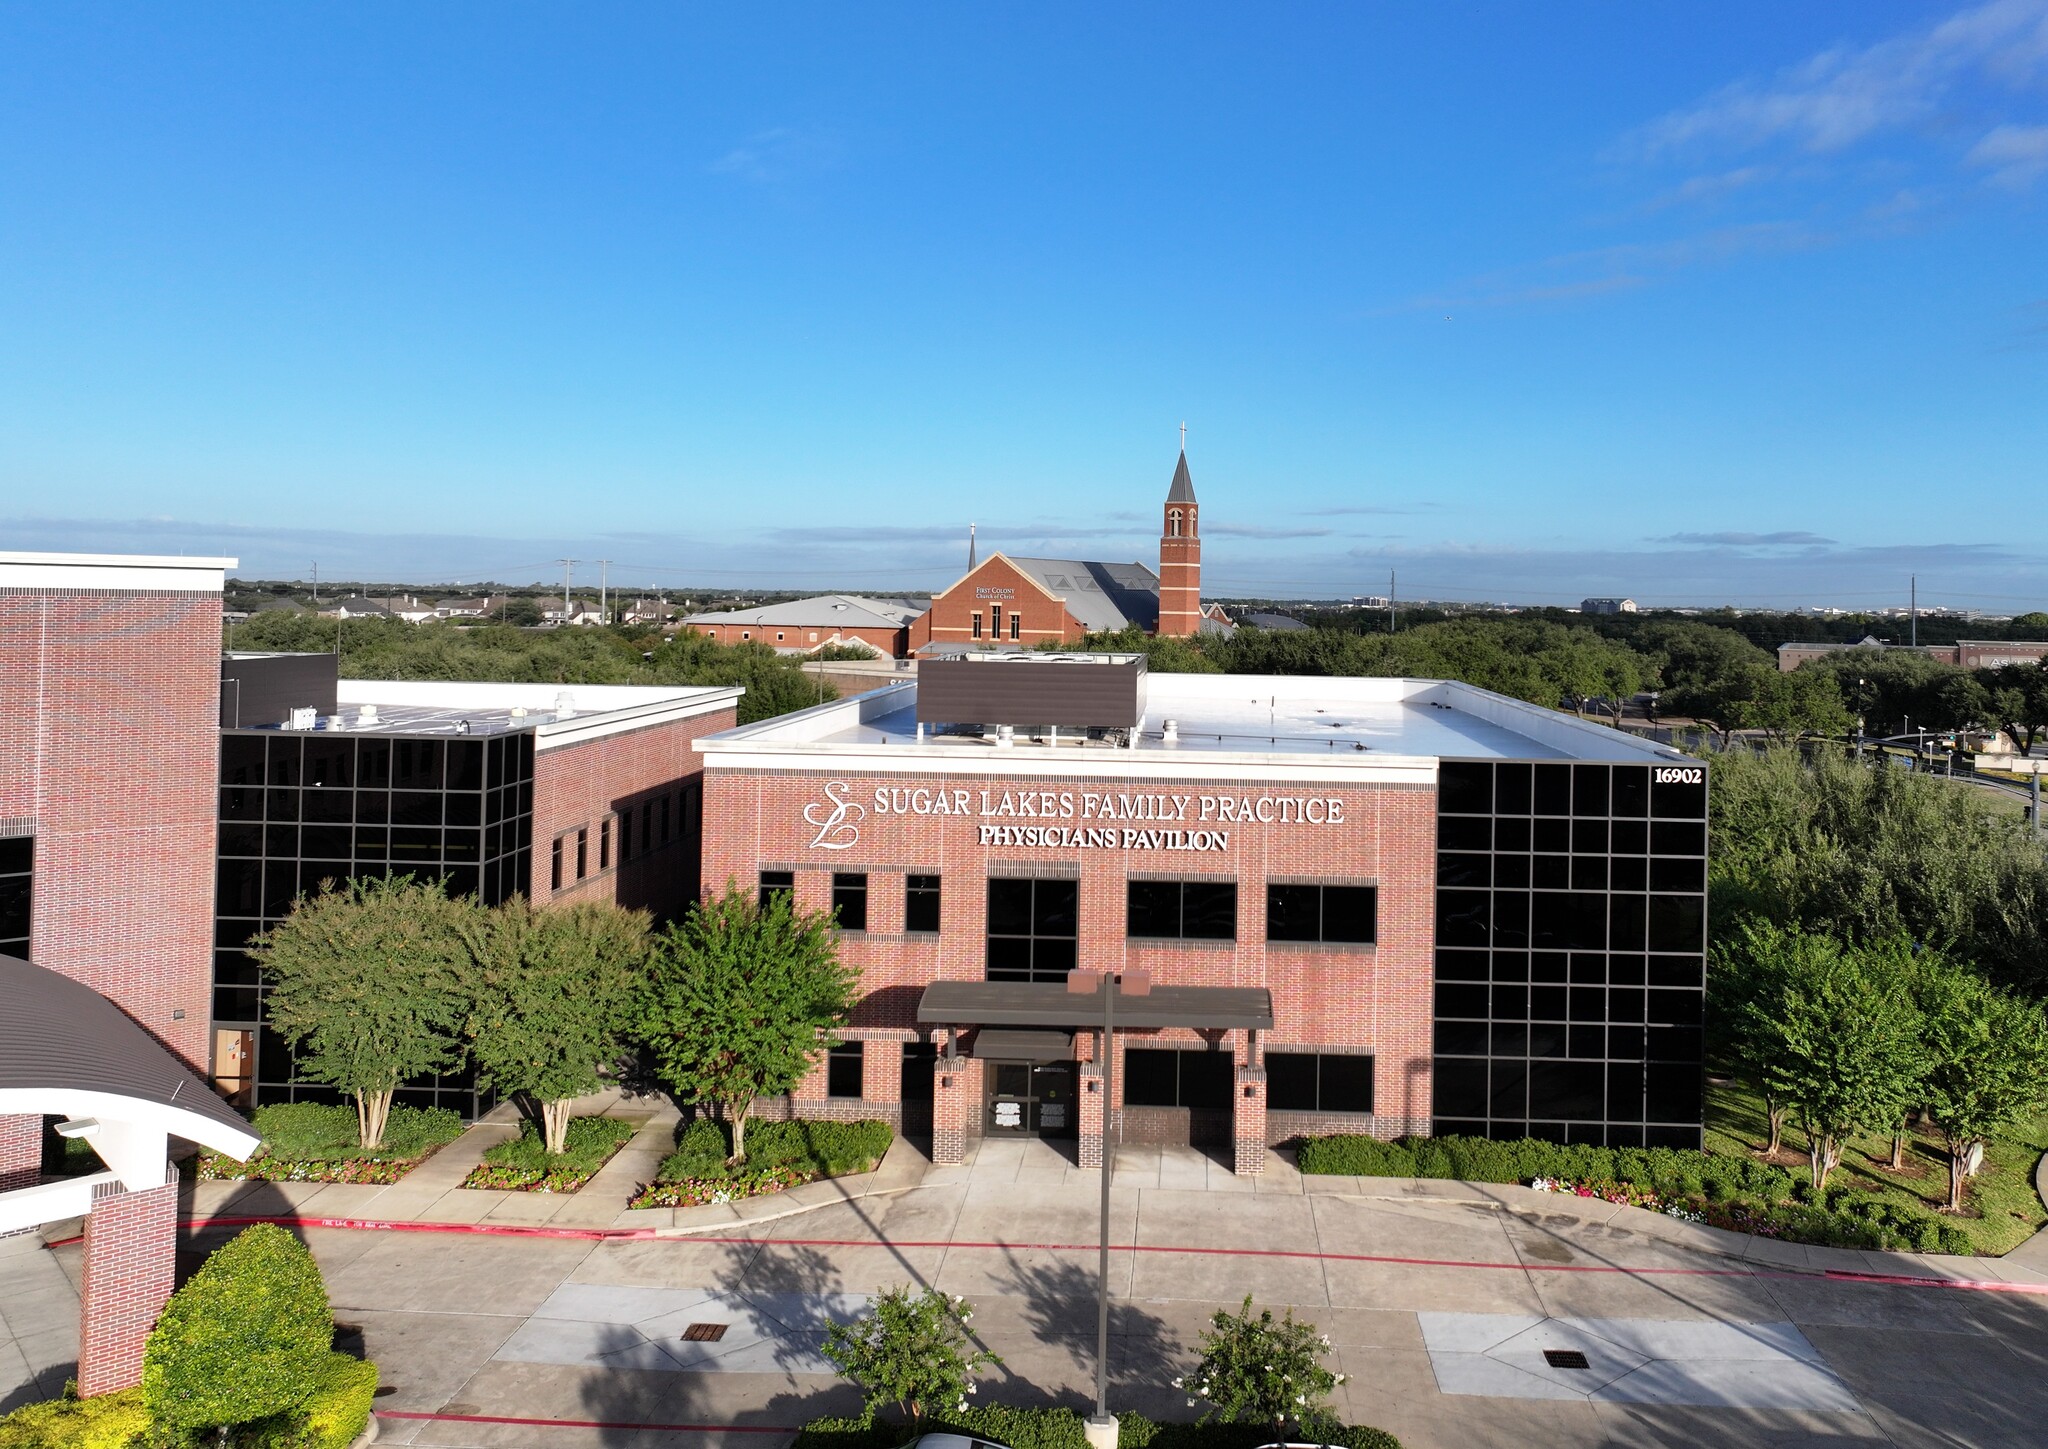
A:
[[1069, 967, 1148, 1449]]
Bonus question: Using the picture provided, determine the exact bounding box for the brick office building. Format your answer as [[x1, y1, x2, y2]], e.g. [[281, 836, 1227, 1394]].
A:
[[684, 595, 927, 657], [212, 656, 740, 1111], [906, 451, 1224, 652], [697, 652, 1710, 1176]]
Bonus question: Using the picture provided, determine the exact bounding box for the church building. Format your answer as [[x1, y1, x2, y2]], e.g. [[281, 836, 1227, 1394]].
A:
[[907, 450, 1218, 652]]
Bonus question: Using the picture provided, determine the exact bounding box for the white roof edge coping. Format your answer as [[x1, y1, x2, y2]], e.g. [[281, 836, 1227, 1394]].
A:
[[0, 552, 239, 592], [338, 679, 743, 713]]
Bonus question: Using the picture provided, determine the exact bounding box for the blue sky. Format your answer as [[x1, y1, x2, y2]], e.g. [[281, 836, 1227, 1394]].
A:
[[2, 3, 2045, 608]]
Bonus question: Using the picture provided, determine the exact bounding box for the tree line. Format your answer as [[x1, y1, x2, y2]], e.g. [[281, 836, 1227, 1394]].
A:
[[252, 876, 858, 1160], [225, 609, 834, 724]]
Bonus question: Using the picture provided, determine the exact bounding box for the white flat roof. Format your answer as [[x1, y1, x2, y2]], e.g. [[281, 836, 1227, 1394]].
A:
[[0, 551, 238, 592], [255, 680, 749, 750], [699, 673, 1688, 786]]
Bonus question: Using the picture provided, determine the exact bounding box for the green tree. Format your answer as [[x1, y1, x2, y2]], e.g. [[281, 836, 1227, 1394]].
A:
[[143, 1224, 333, 1439], [251, 876, 476, 1150], [1912, 964, 2048, 1212], [1707, 919, 1801, 1154], [462, 897, 653, 1154], [1177, 1296, 1345, 1439], [819, 1287, 999, 1426], [500, 597, 543, 626], [640, 883, 859, 1163], [1767, 936, 1923, 1189]]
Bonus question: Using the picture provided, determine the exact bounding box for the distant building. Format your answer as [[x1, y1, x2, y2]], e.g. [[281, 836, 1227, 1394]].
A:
[[435, 594, 509, 619], [1580, 598, 1638, 616], [1242, 611, 1309, 632], [620, 597, 675, 627], [685, 595, 927, 657], [541, 599, 607, 628], [1774, 638, 2048, 673], [907, 450, 1230, 651]]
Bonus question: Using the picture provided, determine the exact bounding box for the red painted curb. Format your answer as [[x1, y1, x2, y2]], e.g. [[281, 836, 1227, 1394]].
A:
[[379, 1409, 796, 1433], [151, 1212, 2048, 1296]]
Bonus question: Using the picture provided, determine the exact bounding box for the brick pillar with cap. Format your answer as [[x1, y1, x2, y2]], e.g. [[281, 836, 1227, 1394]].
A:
[[1233, 1065, 1268, 1177], [78, 1175, 179, 1397], [931, 1053, 980, 1166], [1077, 1061, 1106, 1170], [0, 1114, 39, 1193]]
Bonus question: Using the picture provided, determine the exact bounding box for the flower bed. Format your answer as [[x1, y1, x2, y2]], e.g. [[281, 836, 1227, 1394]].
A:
[[1299, 1133, 1974, 1255], [462, 1115, 638, 1192], [197, 1102, 464, 1185], [630, 1117, 891, 1209]]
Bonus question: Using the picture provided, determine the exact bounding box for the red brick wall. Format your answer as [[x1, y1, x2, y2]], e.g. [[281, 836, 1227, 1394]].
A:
[[78, 1176, 178, 1397], [909, 557, 1084, 651], [530, 706, 736, 924], [1158, 503, 1201, 637], [0, 590, 221, 1068], [0, 1112, 38, 1193], [702, 766, 1438, 1136]]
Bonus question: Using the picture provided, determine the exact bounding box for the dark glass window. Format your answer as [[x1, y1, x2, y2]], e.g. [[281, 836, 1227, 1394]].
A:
[[826, 1041, 864, 1099], [619, 807, 634, 862], [599, 818, 612, 871], [986, 877, 1078, 982], [906, 874, 941, 933], [1122, 1049, 1233, 1109], [0, 835, 32, 956], [972, 612, 983, 639], [900, 1041, 937, 1102], [832, 873, 868, 931], [575, 828, 588, 880], [550, 837, 564, 891], [1127, 880, 1236, 940], [1267, 1052, 1374, 1113], [1266, 884, 1376, 944], [759, 870, 794, 906], [659, 794, 672, 844]]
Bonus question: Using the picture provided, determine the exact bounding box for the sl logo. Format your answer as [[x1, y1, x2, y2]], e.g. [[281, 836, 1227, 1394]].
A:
[[804, 781, 866, 850]]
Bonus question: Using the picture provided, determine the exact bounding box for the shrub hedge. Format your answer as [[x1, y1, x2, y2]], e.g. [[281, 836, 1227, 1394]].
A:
[[656, 1117, 892, 1183], [1294, 1134, 1971, 1254], [199, 1102, 464, 1184], [792, 1407, 1401, 1449], [143, 1224, 335, 1434], [0, 1388, 150, 1449], [464, 1115, 636, 1192]]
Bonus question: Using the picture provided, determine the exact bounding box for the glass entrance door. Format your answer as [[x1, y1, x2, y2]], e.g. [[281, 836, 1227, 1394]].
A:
[[985, 1060, 1077, 1137]]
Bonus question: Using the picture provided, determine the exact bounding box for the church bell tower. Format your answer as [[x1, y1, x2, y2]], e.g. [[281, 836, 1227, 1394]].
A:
[[1157, 447, 1201, 637]]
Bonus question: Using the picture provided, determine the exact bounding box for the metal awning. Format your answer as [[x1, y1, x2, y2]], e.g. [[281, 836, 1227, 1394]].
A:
[[918, 981, 1274, 1032], [972, 1029, 1076, 1062]]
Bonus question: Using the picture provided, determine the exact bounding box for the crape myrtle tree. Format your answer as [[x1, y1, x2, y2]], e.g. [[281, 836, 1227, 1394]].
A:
[[640, 882, 859, 1164], [1177, 1296, 1345, 1439], [1767, 933, 1924, 1190], [820, 1287, 999, 1426], [1912, 963, 2048, 1213], [462, 897, 653, 1155], [251, 875, 476, 1151]]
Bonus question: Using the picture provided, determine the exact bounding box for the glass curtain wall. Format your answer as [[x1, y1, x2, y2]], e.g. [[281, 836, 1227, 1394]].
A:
[[215, 729, 535, 1115], [1431, 760, 1707, 1148]]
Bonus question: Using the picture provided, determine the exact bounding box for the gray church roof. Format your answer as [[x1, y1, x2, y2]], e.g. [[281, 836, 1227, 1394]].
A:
[[1166, 451, 1197, 504], [685, 595, 927, 630], [1004, 557, 1162, 632]]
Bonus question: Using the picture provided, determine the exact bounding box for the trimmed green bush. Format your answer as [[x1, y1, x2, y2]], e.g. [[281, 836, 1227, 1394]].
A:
[[250, 1102, 464, 1162], [791, 1408, 1401, 1449], [143, 1224, 335, 1435], [296, 1351, 379, 1449], [1294, 1133, 1970, 1254], [656, 1117, 891, 1184], [465, 1115, 637, 1192], [0, 1387, 149, 1449]]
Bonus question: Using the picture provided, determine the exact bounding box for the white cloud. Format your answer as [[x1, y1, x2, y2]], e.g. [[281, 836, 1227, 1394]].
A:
[[708, 127, 839, 184], [1630, 0, 2048, 160], [1968, 122, 2048, 185]]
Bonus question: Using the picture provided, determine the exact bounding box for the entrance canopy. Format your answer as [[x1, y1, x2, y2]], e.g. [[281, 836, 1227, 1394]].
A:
[[918, 980, 1273, 1032], [0, 953, 259, 1233]]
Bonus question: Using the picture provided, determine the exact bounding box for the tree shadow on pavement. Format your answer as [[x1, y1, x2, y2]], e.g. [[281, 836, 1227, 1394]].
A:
[[993, 1248, 1187, 1417]]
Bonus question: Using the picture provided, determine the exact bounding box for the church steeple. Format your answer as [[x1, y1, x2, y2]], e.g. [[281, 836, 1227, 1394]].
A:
[[1157, 444, 1202, 637]]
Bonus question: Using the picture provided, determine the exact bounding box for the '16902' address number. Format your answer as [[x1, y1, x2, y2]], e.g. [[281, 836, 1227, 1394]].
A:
[[1654, 766, 1704, 785]]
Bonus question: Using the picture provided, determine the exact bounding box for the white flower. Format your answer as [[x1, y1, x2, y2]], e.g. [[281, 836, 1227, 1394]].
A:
[[1171, 1377, 1183, 1389], [1186, 1399, 1197, 1408], [966, 1383, 978, 1395], [1296, 1395, 1306, 1405]]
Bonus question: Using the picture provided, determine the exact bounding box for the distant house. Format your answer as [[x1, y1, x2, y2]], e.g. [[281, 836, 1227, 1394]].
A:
[[1775, 637, 2048, 673], [541, 599, 608, 628], [434, 594, 508, 619], [318, 593, 436, 623], [620, 597, 674, 626], [686, 595, 928, 657], [1580, 598, 1639, 615], [1241, 611, 1309, 632]]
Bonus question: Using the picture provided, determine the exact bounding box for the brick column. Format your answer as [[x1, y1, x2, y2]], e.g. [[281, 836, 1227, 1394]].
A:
[[1077, 1062, 1105, 1170], [1233, 1067, 1268, 1177], [932, 1055, 976, 1165], [78, 1176, 178, 1397], [0, 1114, 39, 1193]]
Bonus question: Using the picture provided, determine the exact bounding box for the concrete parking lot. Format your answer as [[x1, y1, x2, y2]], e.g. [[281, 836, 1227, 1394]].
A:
[[6, 1138, 2047, 1449]]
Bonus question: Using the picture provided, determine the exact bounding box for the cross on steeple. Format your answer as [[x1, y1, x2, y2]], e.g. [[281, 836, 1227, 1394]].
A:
[[1179, 421, 1187, 453]]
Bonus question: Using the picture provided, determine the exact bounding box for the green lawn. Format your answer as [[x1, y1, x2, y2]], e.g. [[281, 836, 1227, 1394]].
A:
[[1704, 1078, 2048, 1256]]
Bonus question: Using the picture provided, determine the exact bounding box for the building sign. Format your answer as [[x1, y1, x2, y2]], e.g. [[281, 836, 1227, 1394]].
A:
[[804, 781, 1348, 854], [974, 586, 1016, 599]]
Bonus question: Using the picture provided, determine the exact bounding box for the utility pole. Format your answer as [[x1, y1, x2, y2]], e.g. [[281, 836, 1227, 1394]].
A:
[[597, 560, 611, 623], [1388, 569, 1396, 634], [557, 559, 576, 625], [312, 561, 319, 604], [1069, 967, 1149, 1449], [1911, 575, 1917, 648]]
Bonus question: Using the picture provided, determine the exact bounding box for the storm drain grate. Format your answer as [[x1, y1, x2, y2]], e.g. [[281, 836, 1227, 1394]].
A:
[[681, 1322, 729, 1342], [1542, 1349, 1590, 1370]]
